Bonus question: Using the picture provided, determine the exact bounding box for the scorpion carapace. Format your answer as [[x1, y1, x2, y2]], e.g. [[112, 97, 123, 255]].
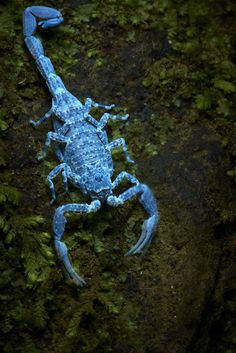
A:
[[23, 6, 159, 287]]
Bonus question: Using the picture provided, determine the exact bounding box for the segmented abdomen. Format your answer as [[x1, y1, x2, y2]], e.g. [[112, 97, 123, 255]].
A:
[[64, 125, 111, 175]]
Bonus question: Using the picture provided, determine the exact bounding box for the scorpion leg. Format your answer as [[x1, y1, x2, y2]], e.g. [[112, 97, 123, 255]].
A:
[[53, 119, 66, 163], [48, 163, 82, 203], [85, 97, 115, 110], [83, 115, 111, 158], [85, 113, 115, 160], [38, 132, 69, 160], [97, 129, 109, 146], [47, 163, 71, 204], [54, 147, 64, 162], [85, 114, 99, 127], [107, 138, 135, 164], [53, 119, 65, 162], [86, 112, 128, 131], [97, 113, 129, 130], [62, 170, 69, 195], [53, 200, 101, 286], [30, 107, 54, 127], [107, 183, 159, 256]]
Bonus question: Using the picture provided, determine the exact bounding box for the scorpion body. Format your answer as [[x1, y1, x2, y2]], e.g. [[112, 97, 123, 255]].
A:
[[23, 6, 159, 287]]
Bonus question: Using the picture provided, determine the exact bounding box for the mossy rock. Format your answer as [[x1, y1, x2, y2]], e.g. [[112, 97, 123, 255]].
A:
[[0, 1, 236, 353]]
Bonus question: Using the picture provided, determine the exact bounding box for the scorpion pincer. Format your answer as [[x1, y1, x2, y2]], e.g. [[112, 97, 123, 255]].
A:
[[23, 6, 159, 287]]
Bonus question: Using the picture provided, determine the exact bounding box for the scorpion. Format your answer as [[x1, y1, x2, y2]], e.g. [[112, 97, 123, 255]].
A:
[[23, 6, 159, 287]]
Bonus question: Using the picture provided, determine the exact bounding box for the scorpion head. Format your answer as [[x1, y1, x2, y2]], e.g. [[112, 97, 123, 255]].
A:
[[87, 171, 112, 201]]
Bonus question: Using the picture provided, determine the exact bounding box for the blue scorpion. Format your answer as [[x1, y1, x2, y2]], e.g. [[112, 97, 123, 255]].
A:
[[23, 6, 159, 287]]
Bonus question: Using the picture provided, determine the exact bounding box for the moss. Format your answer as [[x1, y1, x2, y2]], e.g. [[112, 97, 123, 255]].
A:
[[0, 181, 56, 352], [0, 0, 236, 352], [0, 183, 20, 205]]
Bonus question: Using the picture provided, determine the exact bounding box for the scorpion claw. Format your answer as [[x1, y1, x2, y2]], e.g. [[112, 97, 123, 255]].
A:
[[125, 184, 159, 256], [54, 239, 85, 287], [108, 184, 158, 257], [61, 262, 86, 287], [125, 214, 158, 256], [53, 203, 100, 286]]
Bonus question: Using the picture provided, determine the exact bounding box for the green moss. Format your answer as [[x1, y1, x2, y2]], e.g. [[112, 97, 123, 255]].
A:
[[0, 0, 235, 352], [0, 184, 20, 205], [97, 289, 124, 314]]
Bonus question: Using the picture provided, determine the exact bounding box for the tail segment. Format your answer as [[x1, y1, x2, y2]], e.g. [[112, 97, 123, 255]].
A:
[[23, 6, 66, 96]]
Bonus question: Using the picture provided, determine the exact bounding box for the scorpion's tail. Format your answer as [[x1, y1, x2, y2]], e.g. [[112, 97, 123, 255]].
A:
[[23, 6, 67, 97]]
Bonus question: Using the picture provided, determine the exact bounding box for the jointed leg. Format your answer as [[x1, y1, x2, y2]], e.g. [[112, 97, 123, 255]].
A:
[[30, 107, 54, 126], [86, 112, 129, 131], [85, 97, 115, 110], [38, 131, 69, 160], [86, 114, 99, 127], [48, 163, 82, 204], [47, 163, 70, 204], [107, 183, 159, 256], [96, 128, 109, 147], [67, 170, 82, 186], [53, 200, 101, 286], [62, 169, 69, 194], [108, 138, 134, 164], [57, 122, 72, 135], [54, 146, 64, 162], [97, 113, 129, 130]]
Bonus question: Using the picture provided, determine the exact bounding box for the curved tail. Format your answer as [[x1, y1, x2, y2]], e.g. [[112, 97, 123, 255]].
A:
[[23, 6, 66, 97]]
